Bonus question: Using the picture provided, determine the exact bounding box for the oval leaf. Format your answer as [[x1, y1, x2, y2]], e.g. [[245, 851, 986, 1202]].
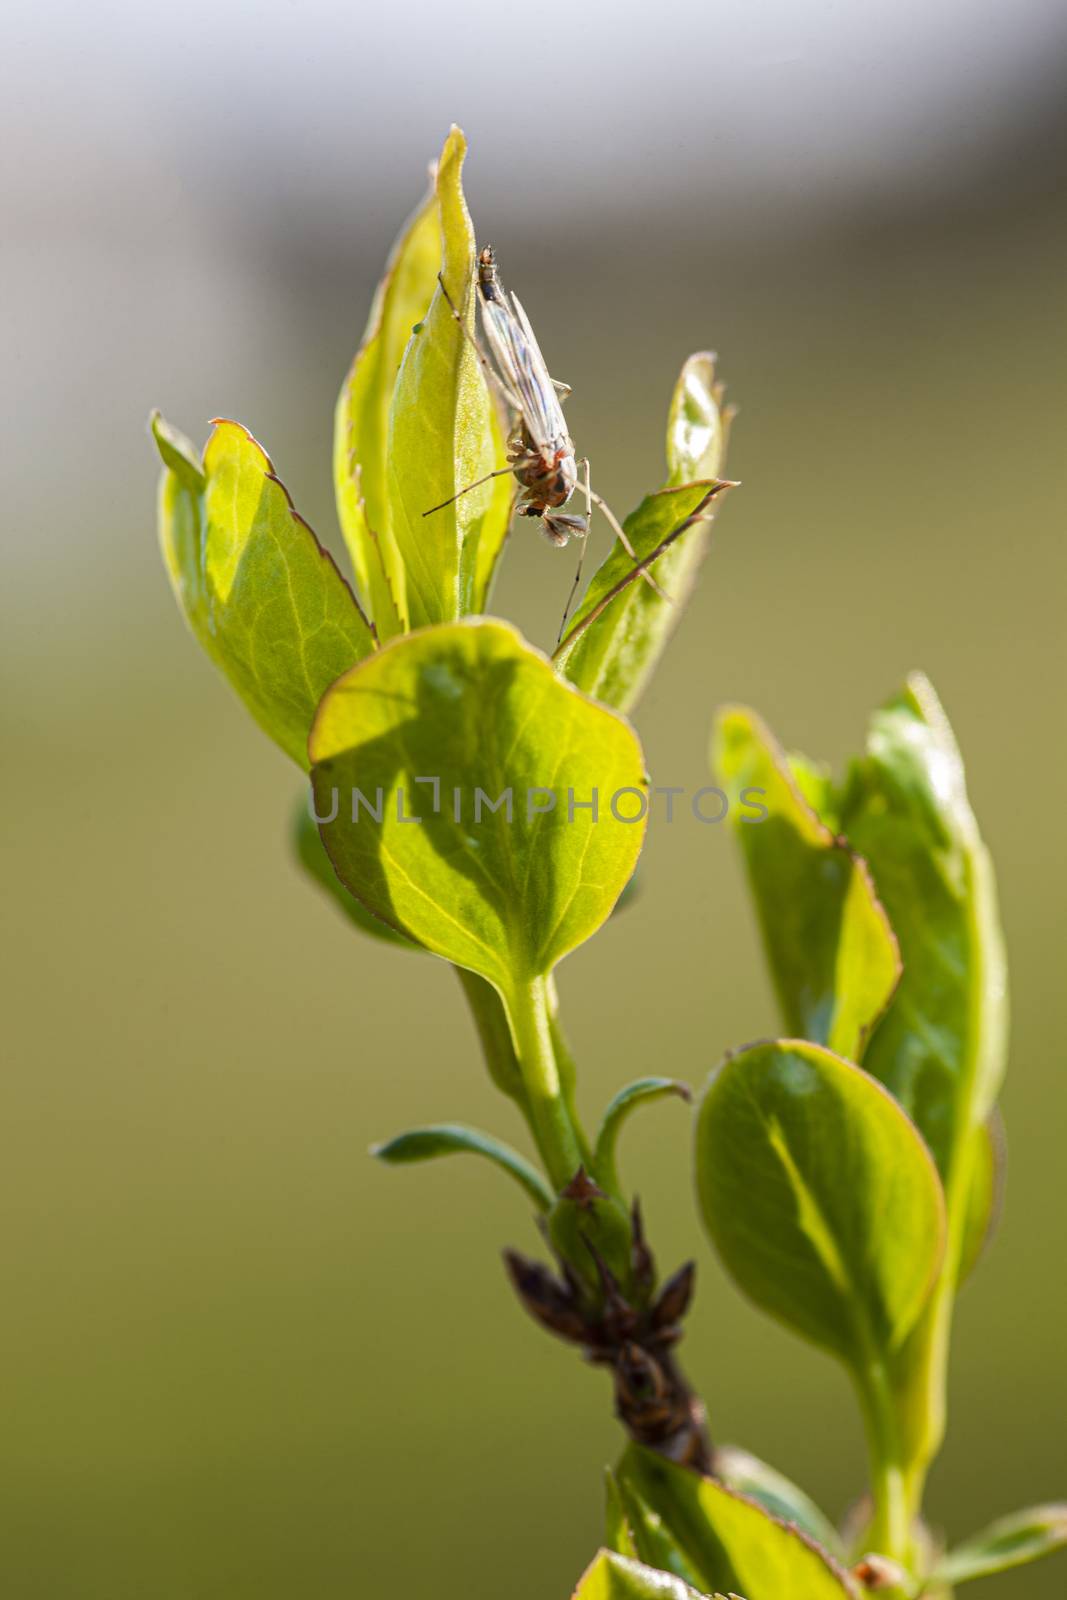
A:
[[714, 707, 901, 1063], [384, 127, 509, 630], [696, 1041, 946, 1366], [308, 619, 647, 989], [619, 1446, 857, 1600], [371, 1122, 553, 1210], [935, 1504, 1067, 1586], [153, 414, 374, 767]]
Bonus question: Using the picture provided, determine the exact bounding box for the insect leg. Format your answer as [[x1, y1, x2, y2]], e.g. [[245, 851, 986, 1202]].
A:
[[552, 379, 573, 400], [423, 466, 516, 518], [556, 461, 594, 645], [435, 272, 524, 417], [581, 462, 670, 603]]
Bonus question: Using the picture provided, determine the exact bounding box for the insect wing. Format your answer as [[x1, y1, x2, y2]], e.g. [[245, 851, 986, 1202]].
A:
[[508, 292, 569, 448]]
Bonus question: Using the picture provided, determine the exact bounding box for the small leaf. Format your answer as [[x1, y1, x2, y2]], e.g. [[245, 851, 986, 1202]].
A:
[[153, 414, 374, 768], [934, 1504, 1067, 1585], [666, 351, 734, 484], [557, 480, 731, 713], [291, 793, 414, 948], [606, 1470, 640, 1561], [713, 1446, 843, 1557], [695, 1041, 946, 1367], [619, 1446, 858, 1599], [837, 673, 1009, 1183], [371, 1123, 553, 1211], [714, 707, 901, 1064], [594, 1078, 691, 1195], [385, 127, 508, 630], [958, 1111, 1006, 1284], [573, 1549, 730, 1600], [333, 174, 440, 638], [308, 619, 647, 990]]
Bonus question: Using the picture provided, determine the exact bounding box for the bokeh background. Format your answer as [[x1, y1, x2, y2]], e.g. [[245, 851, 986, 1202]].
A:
[[3, 2, 1066, 1595]]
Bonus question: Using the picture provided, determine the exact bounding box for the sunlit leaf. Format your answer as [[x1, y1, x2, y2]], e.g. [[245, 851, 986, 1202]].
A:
[[385, 127, 509, 630], [837, 673, 1009, 1182], [713, 1446, 843, 1557], [714, 707, 901, 1063], [308, 619, 647, 990], [934, 1504, 1067, 1586], [618, 1446, 858, 1599], [573, 1549, 731, 1600], [696, 1041, 945, 1366], [153, 413, 374, 767], [333, 174, 439, 638], [557, 480, 731, 713], [371, 1122, 553, 1210], [557, 351, 734, 714]]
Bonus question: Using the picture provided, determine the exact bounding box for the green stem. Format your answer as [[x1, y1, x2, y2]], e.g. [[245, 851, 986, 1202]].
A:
[[506, 974, 585, 1192], [858, 1358, 912, 1569]]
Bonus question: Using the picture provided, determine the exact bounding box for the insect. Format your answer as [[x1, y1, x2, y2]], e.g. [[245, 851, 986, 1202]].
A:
[[424, 245, 663, 639]]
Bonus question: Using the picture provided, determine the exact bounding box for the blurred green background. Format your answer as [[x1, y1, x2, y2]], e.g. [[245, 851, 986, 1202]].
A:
[[3, 2, 1065, 1595]]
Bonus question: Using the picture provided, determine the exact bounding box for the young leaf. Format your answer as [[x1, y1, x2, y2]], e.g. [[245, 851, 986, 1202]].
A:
[[333, 174, 440, 638], [606, 1470, 640, 1561], [384, 127, 509, 630], [556, 350, 735, 715], [557, 480, 731, 712], [714, 708, 901, 1064], [371, 1123, 553, 1211], [573, 1549, 730, 1600], [934, 1504, 1067, 1585], [695, 1041, 946, 1368], [594, 1078, 691, 1196], [838, 674, 1009, 1184], [713, 1446, 844, 1557], [153, 414, 374, 768], [308, 619, 647, 990], [618, 1446, 859, 1599]]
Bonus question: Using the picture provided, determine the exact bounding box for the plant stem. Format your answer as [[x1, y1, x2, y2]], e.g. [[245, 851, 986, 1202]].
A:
[[506, 974, 585, 1192], [858, 1358, 912, 1570]]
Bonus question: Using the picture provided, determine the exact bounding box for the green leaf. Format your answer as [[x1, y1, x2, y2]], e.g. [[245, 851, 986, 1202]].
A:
[[695, 1040, 946, 1367], [714, 707, 901, 1064], [153, 413, 374, 768], [594, 1078, 691, 1195], [573, 1550, 730, 1600], [606, 1470, 640, 1561], [291, 792, 414, 947], [958, 1112, 1005, 1284], [837, 673, 1009, 1184], [371, 1123, 553, 1211], [618, 1446, 858, 1599], [713, 1446, 843, 1557], [934, 1504, 1067, 1586], [308, 619, 647, 990], [384, 127, 509, 630], [333, 173, 439, 638], [666, 351, 734, 484], [556, 351, 734, 715], [557, 480, 731, 713]]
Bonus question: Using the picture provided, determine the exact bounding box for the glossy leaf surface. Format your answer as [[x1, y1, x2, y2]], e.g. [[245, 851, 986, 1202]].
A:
[[713, 1446, 843, 1556], [154, 414, 373, 767], [573, 1549, 728, 1600], [309, 620, 647, 989], [696, 1041, 945, 1365], [385, 128, 509, 630], [715, 707, 900, 1063]]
